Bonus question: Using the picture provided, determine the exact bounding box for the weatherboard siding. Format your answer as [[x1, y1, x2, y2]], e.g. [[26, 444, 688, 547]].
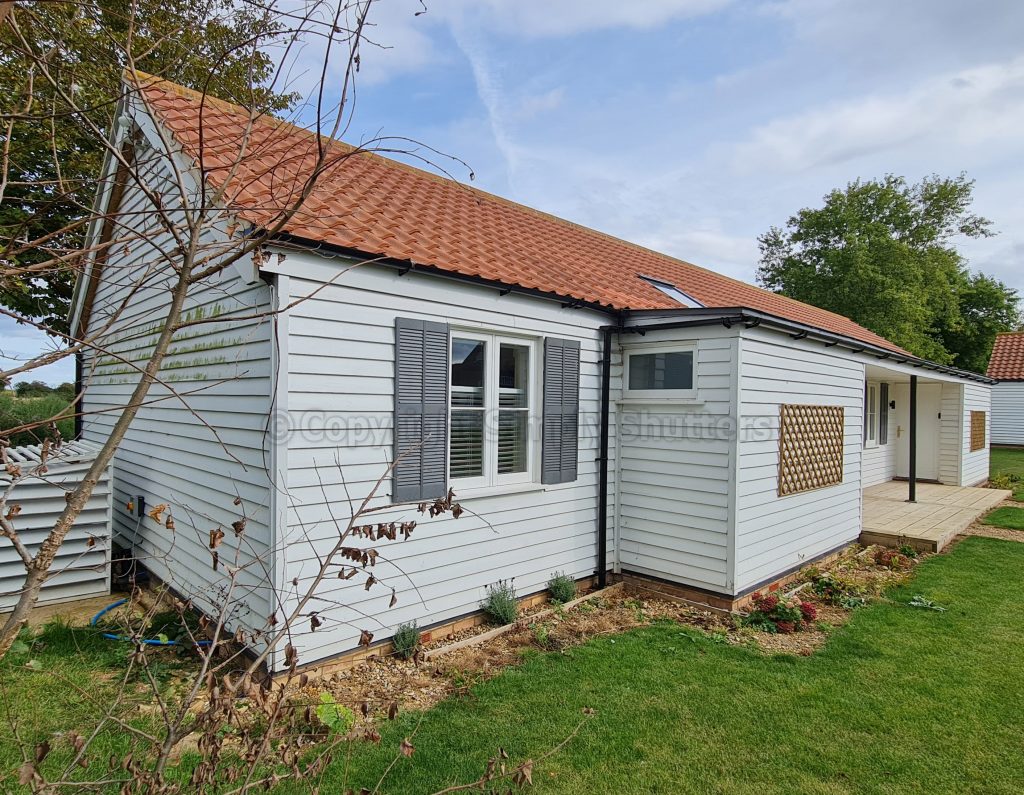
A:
[[273, 252, 616, 670], [938, 383, 963, 485], [80, 136, 275, 637], [991, 382, 1024, 446], [861, 425, 897, 487], [960, 383, 991, 486], [733, 329, 864, 593], [614, 326, 739, 592]]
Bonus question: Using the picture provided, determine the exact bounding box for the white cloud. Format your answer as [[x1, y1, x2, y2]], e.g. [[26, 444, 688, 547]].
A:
[[730, 56, 1024, 175], [645, 226, 760, 282], [444, 0, 731, 38], [516, 87, 565, 119], [282, 0, 733, 91]]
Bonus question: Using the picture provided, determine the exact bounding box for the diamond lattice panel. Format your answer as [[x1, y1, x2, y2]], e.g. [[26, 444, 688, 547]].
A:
[[778, 404, 845, 497], [970, 411, 987, 452]]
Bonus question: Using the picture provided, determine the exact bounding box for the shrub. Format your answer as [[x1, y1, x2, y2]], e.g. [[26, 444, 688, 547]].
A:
[[391, 621, 420, 660], [0, 392, 74, 447], [990, 472, 1017, 491], [315, 693, 355, 735], [874, 547, 911, 570], [898, 544, 919, 559], [744, 591, 816, 633], [547, 571, 577, 604], [480, 580, 518, 625], [810, 572, 867, 606], [530, 621, 551, 648]]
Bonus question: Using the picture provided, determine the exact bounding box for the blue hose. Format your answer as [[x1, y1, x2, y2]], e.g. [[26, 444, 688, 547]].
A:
[[90, 598, 211, 647]]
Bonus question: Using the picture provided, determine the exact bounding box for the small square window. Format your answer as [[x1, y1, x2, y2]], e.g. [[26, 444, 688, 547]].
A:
[[624, 346, 696, 399]]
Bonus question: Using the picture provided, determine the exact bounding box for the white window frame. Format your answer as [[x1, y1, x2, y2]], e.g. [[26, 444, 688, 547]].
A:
[[448, 330, 540, 491], [865, 382, 879, 449], [623, 342, 697, 400]]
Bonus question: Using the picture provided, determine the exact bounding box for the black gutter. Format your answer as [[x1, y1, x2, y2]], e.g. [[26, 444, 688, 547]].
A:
[[625, 307, 997, 384], [270, 232, 618, 316]]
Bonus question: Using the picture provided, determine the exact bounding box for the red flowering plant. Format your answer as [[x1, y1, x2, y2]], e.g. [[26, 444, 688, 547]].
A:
[[744, 591, 817, 634]]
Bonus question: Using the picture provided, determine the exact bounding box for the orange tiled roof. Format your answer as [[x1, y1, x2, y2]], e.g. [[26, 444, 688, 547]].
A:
[[988, 332, 1024, 379], [133, 73, 908, 354]]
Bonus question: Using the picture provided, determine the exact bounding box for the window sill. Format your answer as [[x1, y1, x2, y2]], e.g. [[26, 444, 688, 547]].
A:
[[617, 397, 706, 407], [449, 482, 547, 501]]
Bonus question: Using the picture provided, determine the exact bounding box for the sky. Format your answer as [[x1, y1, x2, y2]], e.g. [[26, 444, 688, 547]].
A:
[[4, 0, 1024, 385]]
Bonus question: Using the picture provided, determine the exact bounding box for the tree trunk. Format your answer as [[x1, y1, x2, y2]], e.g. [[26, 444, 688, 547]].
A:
[[0, 260, 195, 658]]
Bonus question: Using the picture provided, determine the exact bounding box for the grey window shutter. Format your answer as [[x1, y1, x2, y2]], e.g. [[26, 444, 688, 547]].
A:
[[879, 383, 889, 445], [542, 337, 581, 485], [393, 318, 449, 502]]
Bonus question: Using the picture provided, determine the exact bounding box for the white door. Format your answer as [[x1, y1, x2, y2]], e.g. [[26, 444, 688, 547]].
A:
[[894, 383, 941, 481]]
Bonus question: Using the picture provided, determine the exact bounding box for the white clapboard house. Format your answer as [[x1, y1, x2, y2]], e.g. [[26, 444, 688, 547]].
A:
[[988, 332, 1024, 446], [69, 75, 994, 671]]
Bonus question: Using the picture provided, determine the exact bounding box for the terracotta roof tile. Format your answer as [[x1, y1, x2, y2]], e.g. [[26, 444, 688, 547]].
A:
[[988, 332, 1024, 379], [132, 73, 908, 354]]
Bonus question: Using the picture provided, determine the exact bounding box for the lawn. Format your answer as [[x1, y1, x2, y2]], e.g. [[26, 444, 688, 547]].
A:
[[991, 447, 1024, 500], [4, 538, 1024, 793], [315, 537, 1024, 794], [984, 507, 1024, 531], [991, 447, 1024, 479], [0, 620, 189, 790]]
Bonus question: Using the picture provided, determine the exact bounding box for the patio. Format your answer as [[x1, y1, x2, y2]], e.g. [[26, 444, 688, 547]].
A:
[[862, 482, 1011, 552]]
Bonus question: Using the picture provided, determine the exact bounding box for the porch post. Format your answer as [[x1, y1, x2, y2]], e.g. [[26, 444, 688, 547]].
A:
[[908, 375, 917, 503]]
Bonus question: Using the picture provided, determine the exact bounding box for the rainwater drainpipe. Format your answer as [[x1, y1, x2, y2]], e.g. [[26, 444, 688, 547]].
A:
[[596, 323, 614, 588], [908, 375, 918, 503]]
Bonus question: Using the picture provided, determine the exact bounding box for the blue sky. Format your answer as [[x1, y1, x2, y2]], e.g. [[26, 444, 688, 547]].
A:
[[5, 0, 1023, 385]]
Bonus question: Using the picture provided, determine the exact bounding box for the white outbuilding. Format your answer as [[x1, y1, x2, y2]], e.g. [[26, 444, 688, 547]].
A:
[[68, 74, 996, 671], [988, 332, 1024, 447]]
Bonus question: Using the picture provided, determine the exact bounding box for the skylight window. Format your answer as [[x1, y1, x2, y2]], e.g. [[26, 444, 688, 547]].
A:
[[639, 275, 705, 308]]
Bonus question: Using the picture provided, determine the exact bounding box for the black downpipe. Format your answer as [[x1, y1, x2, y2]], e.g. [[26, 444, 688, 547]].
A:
[[596, 324, 614, 588], [73, 351, 84, 440], [908, 375, 917, 503]]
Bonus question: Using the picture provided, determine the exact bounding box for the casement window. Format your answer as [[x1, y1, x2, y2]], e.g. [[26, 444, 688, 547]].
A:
[[864, 382, 890, 448], [624, 343, 696, 400], [449, 332, 536, 489], [392, 317, 580, 501], [864, 384, 878, 448]]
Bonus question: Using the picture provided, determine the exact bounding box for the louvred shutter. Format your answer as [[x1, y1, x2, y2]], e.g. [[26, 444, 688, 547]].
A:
[[393, 317, 449, 502]]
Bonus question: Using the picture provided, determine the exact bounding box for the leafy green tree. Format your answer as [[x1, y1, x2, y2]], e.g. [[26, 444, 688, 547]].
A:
[[0, 0, 294, 331], [941, 272, 1022, 373], [757, 174, 1019, 371], [14, 380, 53, 398]]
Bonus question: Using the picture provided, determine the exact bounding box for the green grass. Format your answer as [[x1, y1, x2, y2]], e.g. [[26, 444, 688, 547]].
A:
[[0, 392, 74, 446], [990, 447, 1024, 500], [4, 540, 1024, 793], [0, 621, 189, 789], [983, 507, 1024, 531], [991, 447, 1024, 479], [304, 537, 1024, 794]]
